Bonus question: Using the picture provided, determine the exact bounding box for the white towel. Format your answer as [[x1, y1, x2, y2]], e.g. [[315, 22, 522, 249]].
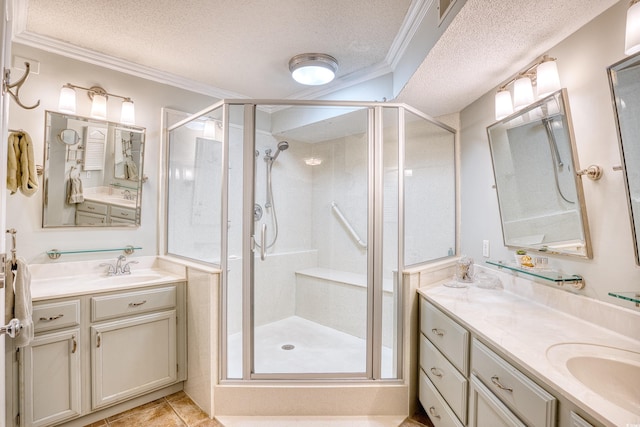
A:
[[5, 257, 33, 348]]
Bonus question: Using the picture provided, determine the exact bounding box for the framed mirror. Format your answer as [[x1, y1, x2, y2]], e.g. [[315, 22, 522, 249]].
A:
[[487, 89, 592, 258], [42, 111, 146, 228], [608, 53, 640, 265]]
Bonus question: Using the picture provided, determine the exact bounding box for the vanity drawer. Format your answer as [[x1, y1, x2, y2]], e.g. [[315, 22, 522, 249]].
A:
[[420, 334, 467, 424], [110, 206, 136, 220], [420, 298, 469, 375], [91, 286, 177, 322], [419, 369, 465, 427], [77, 200, 108, 215], [471, 338, 556, 427], [33, 299, 81, 333]]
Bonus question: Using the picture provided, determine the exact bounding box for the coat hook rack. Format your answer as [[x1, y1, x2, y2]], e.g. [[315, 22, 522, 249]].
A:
[[3, 62, 40, 110]]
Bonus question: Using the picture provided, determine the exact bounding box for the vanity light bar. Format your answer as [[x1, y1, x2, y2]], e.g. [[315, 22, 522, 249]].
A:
[[494, 55, 561, 121], [58, 83, 135, 124]]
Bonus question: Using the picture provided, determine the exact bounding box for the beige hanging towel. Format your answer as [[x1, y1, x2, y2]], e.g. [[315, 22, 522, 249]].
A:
[[5, 256, 34, 348], [6, 131, 38, 196]]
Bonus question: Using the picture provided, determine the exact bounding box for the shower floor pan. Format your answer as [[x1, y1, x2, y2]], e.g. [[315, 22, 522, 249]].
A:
[[227, 316, 393, 378]]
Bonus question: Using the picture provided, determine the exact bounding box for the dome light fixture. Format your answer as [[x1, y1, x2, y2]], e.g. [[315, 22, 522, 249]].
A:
[[289, 53, 338, 86]]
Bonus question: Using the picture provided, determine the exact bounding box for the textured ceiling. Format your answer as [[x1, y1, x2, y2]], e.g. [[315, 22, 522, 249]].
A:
[[397, 0, 619, 116], [18, 0, 620, 117], [23, 0, 412, 99]]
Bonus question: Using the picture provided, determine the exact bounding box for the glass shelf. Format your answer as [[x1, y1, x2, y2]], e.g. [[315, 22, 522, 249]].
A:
[[485, 260, 584, 289], [47, 245, 141, 259], [608, 292, 640, 305]]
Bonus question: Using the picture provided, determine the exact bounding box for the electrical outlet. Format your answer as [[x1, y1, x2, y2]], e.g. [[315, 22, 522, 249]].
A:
[[482, 240, 490, 257]]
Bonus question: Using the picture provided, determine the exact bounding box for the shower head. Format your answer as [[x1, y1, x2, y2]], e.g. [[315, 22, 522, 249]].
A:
[[277, 141, 289, 151], [271, 141, 289, 161]]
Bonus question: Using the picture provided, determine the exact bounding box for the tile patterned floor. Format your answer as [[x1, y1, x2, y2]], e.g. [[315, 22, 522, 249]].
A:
[[84, 391, 434, 427]]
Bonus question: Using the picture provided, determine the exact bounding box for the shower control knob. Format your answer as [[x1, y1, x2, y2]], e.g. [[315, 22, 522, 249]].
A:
[[254, 204, 263, 221]]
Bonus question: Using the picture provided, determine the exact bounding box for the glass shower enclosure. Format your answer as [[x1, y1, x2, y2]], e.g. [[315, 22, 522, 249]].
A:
[[166, 100, 456, 381]]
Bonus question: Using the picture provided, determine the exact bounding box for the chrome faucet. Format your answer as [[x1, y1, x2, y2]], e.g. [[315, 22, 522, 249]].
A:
[[122, 190, 134, 200], [100, 255, 139, 276]]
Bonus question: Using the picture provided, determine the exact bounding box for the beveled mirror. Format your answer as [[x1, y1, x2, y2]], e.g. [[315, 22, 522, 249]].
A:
[[608, 53, 640, 265], [487, 89, 592, 258], [43, 111, 146, 227]]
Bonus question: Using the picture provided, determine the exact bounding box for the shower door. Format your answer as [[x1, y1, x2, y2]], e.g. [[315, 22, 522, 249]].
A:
[[248, 105, 373, 379]]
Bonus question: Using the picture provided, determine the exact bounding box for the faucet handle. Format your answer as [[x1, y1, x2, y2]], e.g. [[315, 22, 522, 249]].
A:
[[122, 260, 139, 274], [99, 263, 116, 276]]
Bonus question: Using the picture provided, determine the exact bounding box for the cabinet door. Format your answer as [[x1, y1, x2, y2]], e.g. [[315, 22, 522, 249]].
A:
[[91, 310, 177, 409], [469, 375, 526, 427], [21, 328, 82, 427]]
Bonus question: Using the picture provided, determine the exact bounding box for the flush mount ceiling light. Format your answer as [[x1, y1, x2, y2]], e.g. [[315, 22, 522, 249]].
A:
[[289, 53, 338, 85], [493, 55, 561, 121], [58, 83, 136, 124]]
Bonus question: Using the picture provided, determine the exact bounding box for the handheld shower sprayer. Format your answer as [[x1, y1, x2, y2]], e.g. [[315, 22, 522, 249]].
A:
[[270, 140, 289, 162]]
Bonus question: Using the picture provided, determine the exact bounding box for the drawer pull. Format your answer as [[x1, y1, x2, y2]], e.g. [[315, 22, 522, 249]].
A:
[[87, 206, 95, 210], [431, 328, 445, 337], [71, 335, 77, 354], [39, 314, 64, 321], [428, 406, 441, 419], [491, 375, 513, 393], [96, 332, 101, 348], [129, 300, 147, 307], [430, 367, 443, 378]]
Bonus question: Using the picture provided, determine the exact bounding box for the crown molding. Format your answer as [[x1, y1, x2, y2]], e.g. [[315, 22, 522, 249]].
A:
[[387, 0, 432, 69]]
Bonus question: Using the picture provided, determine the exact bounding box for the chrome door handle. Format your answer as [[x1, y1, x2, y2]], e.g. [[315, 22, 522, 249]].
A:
[[260, 223, 266, 261], [0, 318, 22, 338]]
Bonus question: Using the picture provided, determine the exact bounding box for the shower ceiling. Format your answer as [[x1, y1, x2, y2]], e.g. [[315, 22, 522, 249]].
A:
[[15, 0, 618, 117]]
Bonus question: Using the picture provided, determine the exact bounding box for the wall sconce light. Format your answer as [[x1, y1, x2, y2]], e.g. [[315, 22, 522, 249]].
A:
[[289, 53, 338, 85], [58, 83, 136, 124], [203, 119, 222, 140], [626, 0, 640, 55], [494, 55, 561, 120]]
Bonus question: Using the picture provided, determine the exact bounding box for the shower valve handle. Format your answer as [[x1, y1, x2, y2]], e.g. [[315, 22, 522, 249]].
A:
[[260, 223, 267, 261]]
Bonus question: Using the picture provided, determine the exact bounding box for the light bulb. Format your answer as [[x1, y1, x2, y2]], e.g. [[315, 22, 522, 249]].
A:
[[513, 76, 534, 111], [495, 89, 514, 120], [536, 59, 561, 98], [90, 93, 107, 120], [625, 0, 640, 55], [58, 85, 76, 114], [120, 99, 135, 124]]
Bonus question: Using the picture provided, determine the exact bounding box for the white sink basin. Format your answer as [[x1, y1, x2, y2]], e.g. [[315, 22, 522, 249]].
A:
[[546, 342, 640, 414]]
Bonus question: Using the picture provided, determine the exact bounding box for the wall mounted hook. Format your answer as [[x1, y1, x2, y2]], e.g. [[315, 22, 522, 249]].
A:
[[3, 62, 40, 110]]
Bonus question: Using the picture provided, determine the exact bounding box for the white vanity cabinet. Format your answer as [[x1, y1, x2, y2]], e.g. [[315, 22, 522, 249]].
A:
[[12, 281, 186, 427], [75, 200, 137, 225], [21, 299, 82, 427], [418, 298, 469, 427], [90, 286, 178, 409], [419, 296, 557, 427]]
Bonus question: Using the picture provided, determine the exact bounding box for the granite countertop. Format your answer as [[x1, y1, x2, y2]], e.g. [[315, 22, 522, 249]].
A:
[[418, 281, 640, 427]]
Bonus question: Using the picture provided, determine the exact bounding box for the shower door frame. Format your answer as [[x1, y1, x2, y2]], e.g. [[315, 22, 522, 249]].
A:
[[226, 100, 396, 381]]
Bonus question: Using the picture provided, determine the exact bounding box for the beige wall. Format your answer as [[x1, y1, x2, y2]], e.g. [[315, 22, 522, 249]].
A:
[[459, 0, 640, 307], [7, 44, 216, 262]]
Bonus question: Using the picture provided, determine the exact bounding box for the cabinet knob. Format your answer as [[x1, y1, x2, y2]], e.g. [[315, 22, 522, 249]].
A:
[[129, 300, 147, 307], [39, 314, 64, 321], [430, 367, 443, 378], [491, 375, 513, 393], [428, 406, 440, 419], [431, 328, 445, 337]]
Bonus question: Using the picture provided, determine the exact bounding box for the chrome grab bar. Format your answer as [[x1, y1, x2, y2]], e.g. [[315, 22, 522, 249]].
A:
[[1, 318, 22, 338], [331, 202, 367, 249], [260, 223, 267, 261]]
